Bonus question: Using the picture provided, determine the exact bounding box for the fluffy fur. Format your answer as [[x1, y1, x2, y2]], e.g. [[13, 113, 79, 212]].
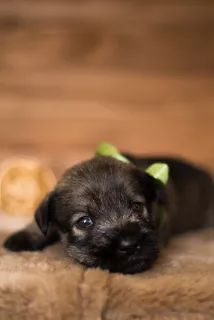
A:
[[1, 229, 214, 319]]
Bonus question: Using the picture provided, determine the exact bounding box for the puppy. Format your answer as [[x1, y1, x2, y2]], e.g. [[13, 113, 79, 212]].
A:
[[3, 154, 214, 274]]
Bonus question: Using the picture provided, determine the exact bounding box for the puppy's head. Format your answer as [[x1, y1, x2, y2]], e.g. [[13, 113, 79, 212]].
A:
[[35, 156, 165, 274]]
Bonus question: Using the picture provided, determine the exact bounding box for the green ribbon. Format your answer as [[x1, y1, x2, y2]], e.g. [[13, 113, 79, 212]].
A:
[[95, 142, 130, 164]]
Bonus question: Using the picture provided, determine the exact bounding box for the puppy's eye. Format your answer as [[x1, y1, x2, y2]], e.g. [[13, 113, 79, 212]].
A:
[[132, 202, 144, 211], [76, 216, 93, 229]]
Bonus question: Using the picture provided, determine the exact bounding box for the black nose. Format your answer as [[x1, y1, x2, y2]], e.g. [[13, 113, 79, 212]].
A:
[[117, 236, 139, 255]]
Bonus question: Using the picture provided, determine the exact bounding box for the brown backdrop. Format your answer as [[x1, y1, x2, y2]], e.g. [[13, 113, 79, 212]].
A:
[[1, 1, 214, 176]]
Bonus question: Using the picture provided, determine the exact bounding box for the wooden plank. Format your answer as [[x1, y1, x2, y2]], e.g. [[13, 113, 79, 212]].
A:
[[0, 71, 213, 169], [0, 71, 214, 114], [0, 1, 213, 172], [0, 114, 212, 157], [0, 2, 214, 73]]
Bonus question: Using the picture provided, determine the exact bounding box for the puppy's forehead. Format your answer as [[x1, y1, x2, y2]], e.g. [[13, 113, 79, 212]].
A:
[[57, 156, 143, 200]]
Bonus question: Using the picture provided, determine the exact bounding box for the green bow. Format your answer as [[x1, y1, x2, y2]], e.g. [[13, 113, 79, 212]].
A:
[[96, 142, 169, 226], [96, 142, 169, 185], [95, 142, 130, 164]]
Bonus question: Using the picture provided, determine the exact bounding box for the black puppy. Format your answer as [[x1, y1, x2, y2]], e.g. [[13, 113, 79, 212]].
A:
[[3, 154, 214, 274]]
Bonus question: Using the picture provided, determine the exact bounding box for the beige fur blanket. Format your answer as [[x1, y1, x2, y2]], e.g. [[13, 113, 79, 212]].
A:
[[0, 229, 214, 320]]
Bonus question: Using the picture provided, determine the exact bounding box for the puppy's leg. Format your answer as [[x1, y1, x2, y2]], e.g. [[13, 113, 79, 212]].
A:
[[3, 221, 59, 252]]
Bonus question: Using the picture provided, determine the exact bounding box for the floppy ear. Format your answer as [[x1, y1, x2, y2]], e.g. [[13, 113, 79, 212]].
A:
[[145, 163, 169, 203], [35, 191, 55, 236], [141, 173, 164, 203], [139, 173, 166, 227]]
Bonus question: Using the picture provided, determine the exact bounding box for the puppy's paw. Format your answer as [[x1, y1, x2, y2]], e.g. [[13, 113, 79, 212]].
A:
[[3, 231, 41, 252]]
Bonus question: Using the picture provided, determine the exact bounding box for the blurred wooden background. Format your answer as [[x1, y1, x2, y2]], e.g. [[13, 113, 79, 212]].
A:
[[0, 1, 214, 176]]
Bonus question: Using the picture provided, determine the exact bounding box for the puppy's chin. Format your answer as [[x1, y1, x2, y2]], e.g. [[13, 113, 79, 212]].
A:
[[99, 247, 159, 274], [100, 259, 155, 275], [76, 256, 156, 274]]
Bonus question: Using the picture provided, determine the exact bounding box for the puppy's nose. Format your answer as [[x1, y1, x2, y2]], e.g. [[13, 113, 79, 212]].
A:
[[117, 236, 139, 254]]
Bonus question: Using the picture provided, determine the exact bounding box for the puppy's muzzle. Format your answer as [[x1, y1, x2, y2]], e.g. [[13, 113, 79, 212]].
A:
[[116, 223, 142, 255]]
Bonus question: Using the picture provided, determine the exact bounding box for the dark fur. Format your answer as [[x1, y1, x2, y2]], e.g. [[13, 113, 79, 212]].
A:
[[3, 154, 214, 274]]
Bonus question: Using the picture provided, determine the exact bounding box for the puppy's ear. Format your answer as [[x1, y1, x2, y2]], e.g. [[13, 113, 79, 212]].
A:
[[143, 173, 165, 204], [35, 191, 55, 235], [144, 162, 169, 204], [151, 177, 166, 204]]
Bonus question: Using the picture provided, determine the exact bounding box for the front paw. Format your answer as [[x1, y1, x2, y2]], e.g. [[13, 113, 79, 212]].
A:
[[3, 231, 40, 252]]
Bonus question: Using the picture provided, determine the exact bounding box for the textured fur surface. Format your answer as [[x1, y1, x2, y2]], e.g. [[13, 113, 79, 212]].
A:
[[1, 229, 214, 320]]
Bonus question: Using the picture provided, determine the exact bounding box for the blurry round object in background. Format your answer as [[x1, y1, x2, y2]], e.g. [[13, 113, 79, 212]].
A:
[[0, 157, 56, 217]]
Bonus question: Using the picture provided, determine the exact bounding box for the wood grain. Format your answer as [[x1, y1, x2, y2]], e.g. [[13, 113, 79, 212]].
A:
[[0, 1, 214, 175]]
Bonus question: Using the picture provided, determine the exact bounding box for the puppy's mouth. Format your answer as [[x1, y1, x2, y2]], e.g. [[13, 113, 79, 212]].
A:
[[98, 247, 159, 274], [98, 234, 159, 274], [72, 248, 158, 274], [100, 257, 154, 274]]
